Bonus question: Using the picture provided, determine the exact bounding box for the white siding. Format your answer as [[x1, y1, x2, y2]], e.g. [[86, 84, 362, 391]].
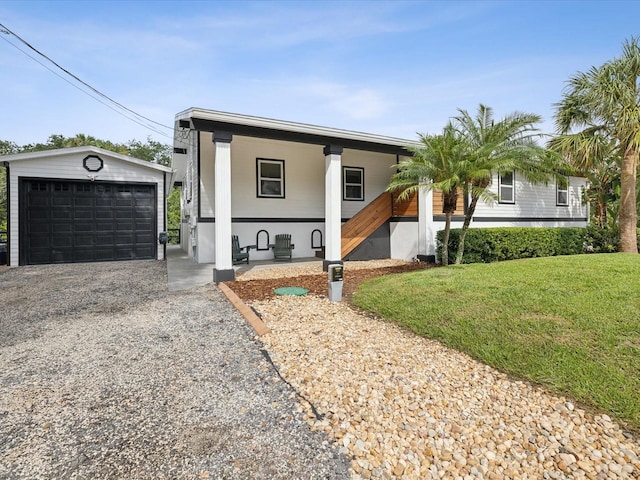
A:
[[473, 174, 588, 221], [427, 175, 589, 258], [341, 150, 397, 218], [7, 151, 167, 264]]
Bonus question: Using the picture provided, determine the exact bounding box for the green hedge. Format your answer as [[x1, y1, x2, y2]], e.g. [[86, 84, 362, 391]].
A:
[[436, 227, 587, 264]]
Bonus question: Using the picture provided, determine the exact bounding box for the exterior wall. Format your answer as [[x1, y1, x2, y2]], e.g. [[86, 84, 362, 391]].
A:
[[340, 150, 397, 218], [428, 175, 589, 256], [182, 131, 199, 256], [390, 221, 419, 261], [472, 174, 588, 221], [7, 152, 168, 264]]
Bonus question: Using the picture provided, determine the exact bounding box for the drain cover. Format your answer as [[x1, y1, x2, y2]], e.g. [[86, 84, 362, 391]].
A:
[[274, 286, 309, 296]]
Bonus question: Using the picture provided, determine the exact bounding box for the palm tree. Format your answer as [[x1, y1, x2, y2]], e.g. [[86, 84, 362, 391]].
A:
[[554, 36, 640, 253], [549, 133, 619, 228], [452, 104, 555, 264], [387, 123, 468, 266]]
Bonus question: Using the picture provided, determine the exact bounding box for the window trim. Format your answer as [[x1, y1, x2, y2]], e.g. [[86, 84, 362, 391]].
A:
[[556, 176, 569, 206], [256, 158, 285, 199], [343, 166, 364, 201], [498, 171, 515, 204]]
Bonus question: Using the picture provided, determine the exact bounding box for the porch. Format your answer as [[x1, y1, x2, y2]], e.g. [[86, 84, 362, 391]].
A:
[[166, 244, 321, 292]]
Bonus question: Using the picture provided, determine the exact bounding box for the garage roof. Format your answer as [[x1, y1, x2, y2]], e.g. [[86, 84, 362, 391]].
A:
[[1, 146, 174, 174]]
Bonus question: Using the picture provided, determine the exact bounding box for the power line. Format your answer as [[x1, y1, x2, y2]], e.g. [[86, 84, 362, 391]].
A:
[[0, 33, 169, 138], [0, 22, 175, 139]]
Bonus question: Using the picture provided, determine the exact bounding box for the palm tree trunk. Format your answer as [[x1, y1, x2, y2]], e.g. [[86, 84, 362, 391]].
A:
[[455, 195, 479, 264], [619, 149, 638, 253], [441, 212, 451, 265]]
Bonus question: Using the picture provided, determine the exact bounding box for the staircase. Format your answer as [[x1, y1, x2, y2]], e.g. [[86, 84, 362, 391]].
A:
[[341, 192, 393, 259]]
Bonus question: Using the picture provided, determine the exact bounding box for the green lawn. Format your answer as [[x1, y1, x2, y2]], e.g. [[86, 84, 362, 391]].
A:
[[353, 254, 640, 430]]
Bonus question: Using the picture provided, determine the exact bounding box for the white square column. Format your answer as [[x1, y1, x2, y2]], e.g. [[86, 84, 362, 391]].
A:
[[213, 131, 235, 283], [418, 183, 436, 260], [323, 144, 343, 271]]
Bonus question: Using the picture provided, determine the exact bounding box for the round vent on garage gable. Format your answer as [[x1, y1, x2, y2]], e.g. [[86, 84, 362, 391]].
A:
[[83, 155, 104, 172]]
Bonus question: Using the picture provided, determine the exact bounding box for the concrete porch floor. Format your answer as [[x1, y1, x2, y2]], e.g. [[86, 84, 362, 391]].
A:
[[166, 244, 321, 292]]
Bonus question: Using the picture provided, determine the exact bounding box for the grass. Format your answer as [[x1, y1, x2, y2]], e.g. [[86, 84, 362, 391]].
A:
[[353, 253, 640, 430]]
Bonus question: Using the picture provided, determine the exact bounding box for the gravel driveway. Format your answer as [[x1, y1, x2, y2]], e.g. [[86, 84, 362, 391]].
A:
[[0, 261, 349, 479]]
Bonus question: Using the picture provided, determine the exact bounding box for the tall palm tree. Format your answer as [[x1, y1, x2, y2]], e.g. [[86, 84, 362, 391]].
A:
[[452, 104, 554, 264], [554, 36, 640, 253], [387, 123, 468, 266]]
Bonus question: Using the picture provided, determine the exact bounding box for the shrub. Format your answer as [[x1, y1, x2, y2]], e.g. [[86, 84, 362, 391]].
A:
[[583, 224, 619, 253], [436, 227, 587, 264]]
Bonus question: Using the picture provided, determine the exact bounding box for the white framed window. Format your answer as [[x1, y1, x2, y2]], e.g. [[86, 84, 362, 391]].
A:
[[557, 176, 569, 206], [498, 171, 515, 204], [257, 158, 285, 198], [343, 166, 364, 201]]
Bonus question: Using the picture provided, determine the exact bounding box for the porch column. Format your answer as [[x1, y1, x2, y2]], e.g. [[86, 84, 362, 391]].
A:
[[213, 131, 235, 283], [323, 144, 343, 271], [418, 183, 436, 259]]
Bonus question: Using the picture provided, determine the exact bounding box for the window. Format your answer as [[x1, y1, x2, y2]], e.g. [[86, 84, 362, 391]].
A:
[[257, 158, 285, 198], [557, 177, 569, 206], [343, 166, 364, 201], [498, 171, 515, 204]]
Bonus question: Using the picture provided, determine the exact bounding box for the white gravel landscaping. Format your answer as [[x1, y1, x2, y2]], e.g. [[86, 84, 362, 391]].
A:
[[251, 294, 640, 480]]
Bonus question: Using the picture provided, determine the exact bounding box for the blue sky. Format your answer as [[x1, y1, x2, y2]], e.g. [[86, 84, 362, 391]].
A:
[[0, 0, 638, 147]]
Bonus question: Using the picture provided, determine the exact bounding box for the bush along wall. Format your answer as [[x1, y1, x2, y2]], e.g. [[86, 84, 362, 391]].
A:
[[436, 227, 588, 264]]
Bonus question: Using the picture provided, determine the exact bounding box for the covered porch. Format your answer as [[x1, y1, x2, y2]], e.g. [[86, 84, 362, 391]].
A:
[[173, 108, 435, 283]]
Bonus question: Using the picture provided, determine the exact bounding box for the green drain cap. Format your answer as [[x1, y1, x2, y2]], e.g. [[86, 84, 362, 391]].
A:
[[274, 286, 309, 296]]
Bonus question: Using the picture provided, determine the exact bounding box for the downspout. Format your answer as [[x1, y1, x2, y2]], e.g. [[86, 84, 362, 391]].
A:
[[163, 171, 167, 260], [4, 162, 10, 266]]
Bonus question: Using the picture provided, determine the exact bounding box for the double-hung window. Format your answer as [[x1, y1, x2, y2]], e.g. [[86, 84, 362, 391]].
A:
[[257, 158, 285, 198], [557, 176, 569, 206], [498, 171, 515, 204], [343, 166, 364, 201]]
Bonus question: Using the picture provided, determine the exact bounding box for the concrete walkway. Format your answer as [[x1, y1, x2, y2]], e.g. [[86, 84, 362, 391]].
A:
[[166, 245, 321, 291], [166, 245, 215, 291]]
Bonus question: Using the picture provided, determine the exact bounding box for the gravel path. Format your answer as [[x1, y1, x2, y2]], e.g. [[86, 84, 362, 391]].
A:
[[252, 294, 640, 479], [0, 261, 349, 479]]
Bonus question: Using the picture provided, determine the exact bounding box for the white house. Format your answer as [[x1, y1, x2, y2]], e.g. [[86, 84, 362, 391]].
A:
[[172, 108, 589, 282], [2, 146, 173, 266]]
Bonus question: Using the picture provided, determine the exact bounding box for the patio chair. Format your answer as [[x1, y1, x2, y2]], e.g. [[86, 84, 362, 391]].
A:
[[232, 235, 251, 265], [271, 234, 294, 261]]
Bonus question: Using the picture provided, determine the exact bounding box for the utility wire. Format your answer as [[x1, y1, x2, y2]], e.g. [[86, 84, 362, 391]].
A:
[[0, 22, 174, 139], [0, 33, 169, 138]]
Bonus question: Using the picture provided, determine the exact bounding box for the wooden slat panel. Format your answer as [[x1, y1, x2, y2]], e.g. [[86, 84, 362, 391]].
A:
[[432, 187, 465, 216], [341, 192, 392, 258], [391, 192, 418, 217]]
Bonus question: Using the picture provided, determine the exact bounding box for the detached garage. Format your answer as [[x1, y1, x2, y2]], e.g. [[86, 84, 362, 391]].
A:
[[2, 146, 173, 266]]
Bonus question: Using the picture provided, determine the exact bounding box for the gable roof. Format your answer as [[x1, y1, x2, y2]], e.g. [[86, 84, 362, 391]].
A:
[[175, 108, 419, 155], [1, 146, 174, 173]]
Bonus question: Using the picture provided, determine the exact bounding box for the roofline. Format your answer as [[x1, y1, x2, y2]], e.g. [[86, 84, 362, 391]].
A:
[[175, 107, 419, 155], [1, 146, 174, 173]]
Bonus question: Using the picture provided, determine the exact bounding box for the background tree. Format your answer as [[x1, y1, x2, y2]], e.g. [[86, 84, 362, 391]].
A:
[[554, 36, 640, 253], [387, 123, 468, 266], [0, 141, 19, 235]]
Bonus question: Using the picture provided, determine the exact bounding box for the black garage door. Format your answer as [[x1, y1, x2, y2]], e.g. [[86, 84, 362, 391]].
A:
[[20, 179, 157, 265]]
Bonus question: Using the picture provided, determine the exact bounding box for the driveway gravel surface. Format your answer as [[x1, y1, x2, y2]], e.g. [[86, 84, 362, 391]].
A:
[[0, 260, 349, 479]]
